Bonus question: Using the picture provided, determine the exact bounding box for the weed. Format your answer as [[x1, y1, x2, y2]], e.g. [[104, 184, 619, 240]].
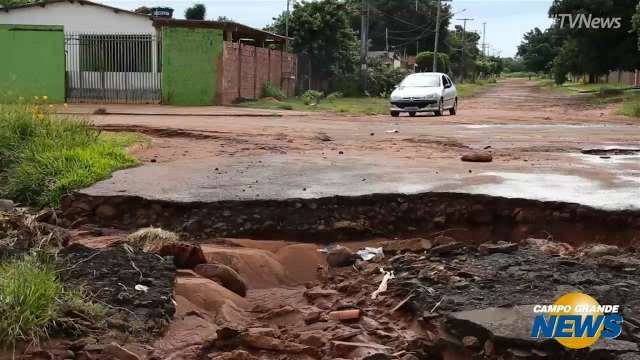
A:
[[302, 90, 324, 105], [261, 81, 287, 101], [326, 92, 344, 101], [0, 103, 141, 207], [127, 227, 179, 252]]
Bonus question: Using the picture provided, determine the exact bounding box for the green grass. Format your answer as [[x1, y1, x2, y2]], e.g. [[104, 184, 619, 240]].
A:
[[0, 103, 143, 207], [537, 80, 629, 95], [618, 94, 640, 117], [0, 256, 105, 347], [236, 80, 495, 115]]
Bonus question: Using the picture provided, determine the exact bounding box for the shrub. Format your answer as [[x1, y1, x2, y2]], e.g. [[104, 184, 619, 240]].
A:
[[0, 256, 104, 347], [415, 52, 449, 73], [0, 103, 141, 207], [326, 92, 344, 101], [366, 57, 407, 97], [302, 90, 324, 105], [261, 81, 287, 101]]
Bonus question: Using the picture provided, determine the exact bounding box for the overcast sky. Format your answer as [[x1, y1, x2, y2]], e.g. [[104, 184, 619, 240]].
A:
[[102, 0, 554, 57]]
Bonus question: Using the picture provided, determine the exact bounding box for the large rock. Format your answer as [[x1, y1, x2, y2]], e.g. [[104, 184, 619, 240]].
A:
[[461, 152, 493, 162], [158, 243, 207, 269], [0, 199, 15, 212], [194, 263, 248, 297], [326, 246, 356, 267]]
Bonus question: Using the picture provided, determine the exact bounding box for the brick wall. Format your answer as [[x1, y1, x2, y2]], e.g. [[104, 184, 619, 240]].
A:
[[221, 41, 297, 104]]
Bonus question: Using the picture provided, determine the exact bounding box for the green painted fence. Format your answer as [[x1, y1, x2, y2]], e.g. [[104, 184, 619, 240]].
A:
[[161, 27, 223, 105], [0, 25, 65, 103]]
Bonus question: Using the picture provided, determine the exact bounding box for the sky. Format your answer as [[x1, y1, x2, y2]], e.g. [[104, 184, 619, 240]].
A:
[[102, 0, 555, 57]]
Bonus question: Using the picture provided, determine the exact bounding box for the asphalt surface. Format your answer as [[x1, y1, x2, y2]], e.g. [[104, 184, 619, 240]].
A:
[[78, 79, 640, 210]]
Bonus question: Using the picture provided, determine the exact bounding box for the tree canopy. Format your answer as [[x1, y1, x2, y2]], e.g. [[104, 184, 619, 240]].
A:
[[517, 28, 557, 73], [185, 3, 206, 20]]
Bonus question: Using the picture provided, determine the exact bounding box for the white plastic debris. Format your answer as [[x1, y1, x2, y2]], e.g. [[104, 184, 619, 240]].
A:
[[134, 284, 149, 293], [385, 129, 399, 133], [371, 268, 395, 300], [357, 247, 384, 261]]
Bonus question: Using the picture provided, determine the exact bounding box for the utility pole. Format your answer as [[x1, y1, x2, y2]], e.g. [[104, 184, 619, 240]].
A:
[[385, 27, 389, 52], [456, 17, 473, 82], [482, 22, 487, 58], [360, 0, 369, 91], [285, 0, 291, 51], [432, 0, 452, 72], [415, 0, 419, 55]]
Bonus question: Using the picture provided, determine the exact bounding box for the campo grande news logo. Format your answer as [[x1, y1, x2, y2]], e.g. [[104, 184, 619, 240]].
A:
[[530, 292, 624, 349]]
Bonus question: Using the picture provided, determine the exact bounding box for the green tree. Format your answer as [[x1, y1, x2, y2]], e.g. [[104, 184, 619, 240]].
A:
[[266, 0, 359, 81], [447, 25, 481, 79], [134, 6, 152, 15], [0, 0, 31, 6], [517, 28, 557, 73], [632, 2, 640, 50], [185, 3, 206, 20], [502, 57, 527, 73], [344, 0, 451, 56], [415, 51, 449, 72], [549, 0, 640, 81]]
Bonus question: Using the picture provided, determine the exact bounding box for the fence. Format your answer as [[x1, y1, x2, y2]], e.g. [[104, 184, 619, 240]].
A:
[[221, 42, 296, 104], [64, 33, 162, 103]]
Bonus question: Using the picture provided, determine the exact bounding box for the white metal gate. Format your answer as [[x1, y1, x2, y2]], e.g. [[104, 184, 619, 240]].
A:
[[64, 33, 161, 104]]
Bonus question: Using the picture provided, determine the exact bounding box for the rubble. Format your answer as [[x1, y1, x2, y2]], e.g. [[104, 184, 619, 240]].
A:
[[325, 245, 357, 267]]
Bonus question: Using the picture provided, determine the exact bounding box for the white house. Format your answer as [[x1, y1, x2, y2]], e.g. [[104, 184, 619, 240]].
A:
[[0, 0, 161, 103], [0, 0, 155, 34]]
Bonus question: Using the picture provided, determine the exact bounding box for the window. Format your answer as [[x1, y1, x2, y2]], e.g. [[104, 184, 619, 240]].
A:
[[79, 34, 153, 72]]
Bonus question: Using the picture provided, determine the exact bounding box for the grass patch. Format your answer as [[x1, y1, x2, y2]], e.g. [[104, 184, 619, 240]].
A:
[[618, 94, 640, 117], [0, 103, 142, 207], [456, 79, 497, 98], [237, 97, 390, 115], [0, 256, 104, 347]]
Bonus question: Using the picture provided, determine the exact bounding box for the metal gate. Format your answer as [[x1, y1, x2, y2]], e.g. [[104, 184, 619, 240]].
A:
[[64, 33, 161, 104]]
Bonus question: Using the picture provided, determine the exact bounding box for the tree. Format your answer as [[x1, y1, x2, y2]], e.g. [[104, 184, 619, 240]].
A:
[[502, 57, 527, 73], [134, 6, 152, 15], [549, 0, 640, 81], [633, 2, 640, 50], [266, 0, 359, 81], [447, 25, 481, 79], [185, 3, 206, 20], [415, 52, 449, 73], [517, 28, 557, 73], [0, 0, 31, 6]]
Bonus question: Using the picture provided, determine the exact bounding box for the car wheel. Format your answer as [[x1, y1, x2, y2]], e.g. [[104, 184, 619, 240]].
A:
[[409, 111, 416, 117], [390, 111, 400, 117], [433, 99, 444, 116], [449, 99, 458, 115]]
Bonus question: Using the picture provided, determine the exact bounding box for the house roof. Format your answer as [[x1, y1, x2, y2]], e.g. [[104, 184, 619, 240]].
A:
[[153, 18, 291, 45], [1, 0, 151, 19]]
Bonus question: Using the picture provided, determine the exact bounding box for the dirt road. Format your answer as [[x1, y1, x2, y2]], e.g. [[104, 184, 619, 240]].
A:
[[77, 79, 640, 210]]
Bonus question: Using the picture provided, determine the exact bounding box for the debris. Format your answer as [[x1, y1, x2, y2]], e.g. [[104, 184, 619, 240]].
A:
[[390, 294, 414, 313], [371, 268, 395, 300], [324, 245, 356, 267], [194, 263, 248, 297], [134, 284, 149, 292], [241, 334, 315, 356], [328, 309, 361, 321], [462, 336, 480, 349], [478, 241, 518, 255], [385, 129, 399, 133], [127, 227, 179, 252], [461, 151, 493, 162], [357, 247, 384, 261], [314, 132, 333, 142], [103, 343, 141, 360], [525, 237, 574, 256], [157, 242, 207, 269], [582, 244, 621, 257]]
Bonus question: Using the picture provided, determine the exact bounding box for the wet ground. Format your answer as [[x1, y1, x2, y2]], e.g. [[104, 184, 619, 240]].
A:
[[72, 79, 640, 210]]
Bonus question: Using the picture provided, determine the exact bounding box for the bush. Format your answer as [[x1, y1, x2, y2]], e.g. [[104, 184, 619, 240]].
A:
[[326, 92, 344, 101], [366, 57, 407, 97], [415, 52, 449, 73], [261, 81, 287, 101], [0, 256, 104, 347], [0, 103, 141, 207], [302, 90, 324, 105]]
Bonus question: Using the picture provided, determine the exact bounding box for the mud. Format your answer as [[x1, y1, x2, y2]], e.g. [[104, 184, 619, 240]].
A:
[[57, 243, 176, 338], [62, 191, 640, 247]]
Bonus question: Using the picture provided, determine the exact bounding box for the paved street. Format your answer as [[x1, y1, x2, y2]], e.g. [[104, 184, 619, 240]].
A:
[[78, 79, 640, 209]]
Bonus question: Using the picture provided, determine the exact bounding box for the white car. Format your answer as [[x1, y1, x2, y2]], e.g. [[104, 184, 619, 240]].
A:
[[389, 72, 458, 117]]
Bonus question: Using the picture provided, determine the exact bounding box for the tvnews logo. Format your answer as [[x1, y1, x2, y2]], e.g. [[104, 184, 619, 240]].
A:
[[554, 13, 622, 29]]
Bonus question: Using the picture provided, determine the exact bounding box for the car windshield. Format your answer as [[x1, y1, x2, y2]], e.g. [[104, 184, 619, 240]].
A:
[[400, 75, 441, 87]]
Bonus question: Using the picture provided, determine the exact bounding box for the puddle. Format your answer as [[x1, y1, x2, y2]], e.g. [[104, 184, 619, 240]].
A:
[[463, 172, 640, 210]]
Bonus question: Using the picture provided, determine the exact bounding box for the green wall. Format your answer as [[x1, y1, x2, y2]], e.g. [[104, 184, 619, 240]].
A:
[[161, 27, 223, 105], [0, 25, 65, 103]]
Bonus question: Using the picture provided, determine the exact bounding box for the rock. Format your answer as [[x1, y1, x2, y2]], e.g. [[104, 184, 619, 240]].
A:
[[0, 199, 15, 212], [247, 327, 278, 337], [326, 246, 356, 267], [526, 238, 574, 256], [362, 353, 391, 360], [304, 286, 339, 300], [462, 336, 480, 349], [590, 339, 639, 354], [447, 305, 553, 347], [478, 241, 518, 255], [241, 334, 314, 356], [95, 204, 117, 218], [583, 244, 621, 257], [158, 243, 207, 269], [103, 343, 141, 360], [330, 341, 390, 358], [430, 241, 463, 255], [298, 332, 327, 348], [597, 256, 640, 270], [461, 152, 493, 162], [209, 350, 258, 360], [194, 263, 248, 297], [304, 310, 322, 324]]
